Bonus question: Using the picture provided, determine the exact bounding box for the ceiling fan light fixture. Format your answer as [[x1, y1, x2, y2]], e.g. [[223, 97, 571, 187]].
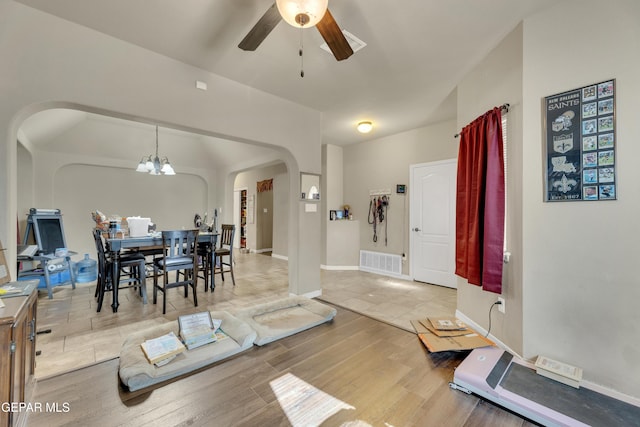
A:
[[357, 121, 373, 134], [276, 0, 328, 28]]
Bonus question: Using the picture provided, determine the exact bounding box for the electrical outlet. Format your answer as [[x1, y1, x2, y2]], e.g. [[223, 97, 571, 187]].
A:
[[498, 297, 505, 314]]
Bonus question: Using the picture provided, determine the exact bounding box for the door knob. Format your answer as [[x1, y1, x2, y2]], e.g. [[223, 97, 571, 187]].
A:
[[412, 227, 421, 232]]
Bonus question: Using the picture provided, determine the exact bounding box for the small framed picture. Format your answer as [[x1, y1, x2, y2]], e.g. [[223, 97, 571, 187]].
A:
[[329, 210, 337, 221], [396, 184, 406, 194], [335, 210, 344, 220]]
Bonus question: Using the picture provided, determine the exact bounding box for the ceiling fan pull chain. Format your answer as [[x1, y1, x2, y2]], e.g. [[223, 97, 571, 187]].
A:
[[299, 26, 304, 78]]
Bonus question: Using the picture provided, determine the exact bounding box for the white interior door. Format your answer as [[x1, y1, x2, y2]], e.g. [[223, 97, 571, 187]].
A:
[[410, 159, 457, 288]]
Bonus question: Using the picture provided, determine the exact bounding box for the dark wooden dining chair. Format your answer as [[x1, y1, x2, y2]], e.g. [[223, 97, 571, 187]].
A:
[[196, 238, 214, 292], [92, 229, 147, 312], [214, 224, 236, 286], [153, 229, 199, 314]]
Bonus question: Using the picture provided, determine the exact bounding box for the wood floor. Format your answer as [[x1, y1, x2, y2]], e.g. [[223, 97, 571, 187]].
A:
[[34, 253, 457, 379], [27, 253, 533, 426], [29, 304, 535, 426]]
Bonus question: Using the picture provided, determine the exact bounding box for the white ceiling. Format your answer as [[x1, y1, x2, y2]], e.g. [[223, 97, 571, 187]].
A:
[[19, 109, 280, 170], [15, 0, 558, 166]]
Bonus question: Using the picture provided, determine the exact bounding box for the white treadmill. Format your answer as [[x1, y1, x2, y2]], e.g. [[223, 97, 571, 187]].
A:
[[450, 347, 640, 427]]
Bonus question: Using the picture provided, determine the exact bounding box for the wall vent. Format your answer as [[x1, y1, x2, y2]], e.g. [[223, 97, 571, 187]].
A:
[[320, 30, 367, 55], [359, 250, 402, 276]]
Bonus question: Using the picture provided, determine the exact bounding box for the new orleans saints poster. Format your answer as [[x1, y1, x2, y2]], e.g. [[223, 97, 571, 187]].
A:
[[544, 79, 616, 201]]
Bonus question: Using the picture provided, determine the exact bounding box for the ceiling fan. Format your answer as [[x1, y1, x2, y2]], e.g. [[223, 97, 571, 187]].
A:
[[238, 0, 354, 61]]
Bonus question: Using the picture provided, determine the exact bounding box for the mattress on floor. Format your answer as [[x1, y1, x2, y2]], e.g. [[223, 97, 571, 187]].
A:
[[233, 296, 337, 346], [119, 310, 256, 391]]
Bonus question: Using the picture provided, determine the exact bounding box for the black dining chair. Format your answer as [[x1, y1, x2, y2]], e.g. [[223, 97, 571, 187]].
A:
[[196, 238, 214, 292], [153, 229, 199, 315], [214, 224, 236, 286], [92, 229, 147, 312]]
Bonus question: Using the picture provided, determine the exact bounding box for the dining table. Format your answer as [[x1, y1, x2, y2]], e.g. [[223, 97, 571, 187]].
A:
[[105, 231, 218, 312]]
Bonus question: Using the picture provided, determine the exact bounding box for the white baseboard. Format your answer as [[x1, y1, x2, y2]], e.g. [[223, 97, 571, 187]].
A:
[[321, 265, 359, 271], [254, 248, 273, 254], [455, 309, 519, 357], [291, 290, 322, 299], [271, 253, 288, 261], [455, 309, 640, 408]]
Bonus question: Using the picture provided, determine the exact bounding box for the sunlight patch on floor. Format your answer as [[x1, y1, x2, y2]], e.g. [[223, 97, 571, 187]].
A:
[[270, 373, 355, 426]]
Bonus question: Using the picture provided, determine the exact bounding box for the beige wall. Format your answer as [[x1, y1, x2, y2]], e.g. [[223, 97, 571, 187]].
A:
[[456, 24, 524, 354], [457, 0, 640, 400], [343, 119, 457, 275], [325, 220, 360, 267], [0, 1, 320, 296], [17, 119, 216, 259], [322, 144, 361, 267], [272, 172, 289, 258], [521, 0, 640, 398], [234, 163, 287, 254]]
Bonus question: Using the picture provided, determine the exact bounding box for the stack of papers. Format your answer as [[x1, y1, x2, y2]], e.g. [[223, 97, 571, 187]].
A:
[[178, 312, 222, 350], [140, 332, 186, 366], [0, 286, 22, 296], [535, 355, 583, 388], [411, 317, 494, 353], [18, 245, 39, 257]]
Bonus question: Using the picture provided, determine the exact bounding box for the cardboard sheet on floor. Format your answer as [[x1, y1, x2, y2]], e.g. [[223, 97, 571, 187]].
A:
[[411, 320, 495, 352], [411, 319, 470, 337], [425, 317, 467, 331]]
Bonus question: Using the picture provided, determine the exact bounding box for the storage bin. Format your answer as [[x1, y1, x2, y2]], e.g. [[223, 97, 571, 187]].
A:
[[18, 270, 71, 289]]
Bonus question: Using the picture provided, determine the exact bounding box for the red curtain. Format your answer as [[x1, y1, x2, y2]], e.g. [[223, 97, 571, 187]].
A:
[[455, 107, 505, 293]]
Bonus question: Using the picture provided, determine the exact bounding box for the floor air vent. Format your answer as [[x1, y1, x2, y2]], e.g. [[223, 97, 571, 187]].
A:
[[359, 250, 402, 276]]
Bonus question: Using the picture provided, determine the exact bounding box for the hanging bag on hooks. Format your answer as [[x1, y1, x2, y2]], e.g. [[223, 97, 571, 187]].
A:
[[382, 195, 389, 245], [368, 197, 378, 242]]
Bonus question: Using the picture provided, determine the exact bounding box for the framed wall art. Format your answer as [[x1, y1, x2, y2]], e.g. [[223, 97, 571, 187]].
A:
[[543, 79, 616, 201]]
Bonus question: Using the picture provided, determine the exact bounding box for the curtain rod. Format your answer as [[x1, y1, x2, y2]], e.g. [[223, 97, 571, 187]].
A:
[[454, 103, 510, 138]]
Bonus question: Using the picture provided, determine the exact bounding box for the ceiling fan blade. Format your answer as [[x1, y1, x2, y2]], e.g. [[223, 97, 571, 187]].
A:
[[315, 8, 353, 61], [238, 2, 282, 51]]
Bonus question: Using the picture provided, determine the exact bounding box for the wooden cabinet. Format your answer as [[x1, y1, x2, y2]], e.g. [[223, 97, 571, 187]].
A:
[[0, 290, 37, 427]]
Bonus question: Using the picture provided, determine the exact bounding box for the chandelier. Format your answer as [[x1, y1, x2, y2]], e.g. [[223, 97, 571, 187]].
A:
[[135, 126, 175, 176]]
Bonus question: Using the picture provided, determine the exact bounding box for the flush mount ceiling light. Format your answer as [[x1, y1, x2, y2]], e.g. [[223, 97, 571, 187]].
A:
[[357, 121, 373, 133], [135, 126, 175, 176], [276, 0, 328, 27]]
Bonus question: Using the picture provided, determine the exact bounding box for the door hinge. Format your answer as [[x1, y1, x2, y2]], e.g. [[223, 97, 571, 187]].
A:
[[10, 340, 16, 354]]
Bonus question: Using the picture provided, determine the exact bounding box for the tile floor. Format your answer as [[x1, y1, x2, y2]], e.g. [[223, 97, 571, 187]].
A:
[[34, 252, 456, 379]]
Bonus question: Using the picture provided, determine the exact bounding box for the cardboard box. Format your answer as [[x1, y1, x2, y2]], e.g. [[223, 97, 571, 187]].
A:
[[426, 317, 467, 331], [416, 324, 495, 353], [411, 319, 472, 337]]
